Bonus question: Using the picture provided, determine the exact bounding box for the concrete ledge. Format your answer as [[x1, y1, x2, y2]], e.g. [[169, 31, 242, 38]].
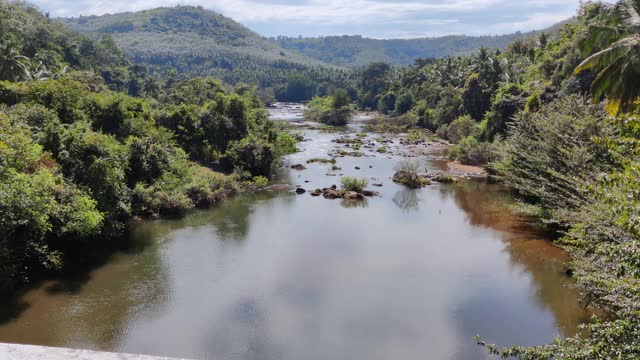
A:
[[0, 343, 191, 360]]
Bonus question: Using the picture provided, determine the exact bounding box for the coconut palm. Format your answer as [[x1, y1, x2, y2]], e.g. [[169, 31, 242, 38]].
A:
[[575, 0, 640, 115], [0, 43, 31, 81]]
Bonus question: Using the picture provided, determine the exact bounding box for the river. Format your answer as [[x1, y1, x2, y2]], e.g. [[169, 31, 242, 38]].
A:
[[0, 104, 591, 359]]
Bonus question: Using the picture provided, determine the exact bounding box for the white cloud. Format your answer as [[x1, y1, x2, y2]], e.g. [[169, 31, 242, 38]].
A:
[[29, 0, 582, 38]]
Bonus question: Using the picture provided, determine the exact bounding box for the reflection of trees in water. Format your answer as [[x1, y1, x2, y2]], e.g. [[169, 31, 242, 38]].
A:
[[393, 188, 420, 212], [0, 232, 171, 350], [437, 180, 511, 230], [148, 191, 290, 242], [0, 191, 293, 350], [440, 180, 591, 340], [340, 198, 369, 209]]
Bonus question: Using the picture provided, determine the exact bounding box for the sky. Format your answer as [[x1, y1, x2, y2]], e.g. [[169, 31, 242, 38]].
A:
[[29, 0, 583, 39]]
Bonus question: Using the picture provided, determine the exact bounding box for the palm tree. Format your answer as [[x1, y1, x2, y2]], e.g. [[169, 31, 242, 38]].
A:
[[575, 0, 640, 115], [0, 44, 31, 82]]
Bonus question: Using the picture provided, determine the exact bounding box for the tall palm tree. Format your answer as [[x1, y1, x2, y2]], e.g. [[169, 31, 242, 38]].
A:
[[0, 44, 31, 82], [575, 0, 640, 115]]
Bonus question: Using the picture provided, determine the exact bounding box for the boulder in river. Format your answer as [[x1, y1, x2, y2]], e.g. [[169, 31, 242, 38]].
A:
[[310, 189, 323, 197], [432, 175, 459, 184], [362, 190, 380, 197], [343, 191, 365, 200], [296, 188, 307, 194], [323, 188, 342, 199], [268, 184, 293, 192], [393, 171, 431, 188], [291, 164, 306, 170]]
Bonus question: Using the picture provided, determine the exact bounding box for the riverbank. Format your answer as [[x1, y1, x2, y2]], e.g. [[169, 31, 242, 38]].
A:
[[0, 103, 592, 360]]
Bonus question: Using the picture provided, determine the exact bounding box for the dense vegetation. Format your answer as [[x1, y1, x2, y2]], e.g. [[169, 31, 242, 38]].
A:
[[365, 0, 640, 357], [3, 0, 640, 357], [273, 28, 564, 67], [60, 6, 360, 102], [304, 89, 355, 126], [59, 6, 565, 103], [0, 1, 295, 291]]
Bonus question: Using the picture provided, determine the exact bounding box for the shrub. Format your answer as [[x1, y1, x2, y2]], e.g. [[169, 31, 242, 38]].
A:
[[304, 93, 354, 126], [497, 96, 608, 215], [448, 136, 501, 166], [445, 115, 476, 144], [221, 136, 275, 178], [393, 159, 428, 188], [307, 158, 336, 164], [394, 93, 414, 115], [341, 177, 368, 192]]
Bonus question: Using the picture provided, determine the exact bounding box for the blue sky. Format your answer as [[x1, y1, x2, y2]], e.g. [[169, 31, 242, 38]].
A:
[[30, 0, 583, 39]]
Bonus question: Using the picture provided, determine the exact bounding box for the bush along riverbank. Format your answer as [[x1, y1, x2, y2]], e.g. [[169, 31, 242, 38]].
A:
[[348, 1, 640, 358], [0, 2, 298, 291], [0, 74, 297, 291]]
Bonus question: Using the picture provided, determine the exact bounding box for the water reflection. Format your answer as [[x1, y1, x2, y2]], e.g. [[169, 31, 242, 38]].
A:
[[437, 180, 592, 343], [0, 131, 591, 360], [392, 188, 420, 212], [340, 198, 369, 208]]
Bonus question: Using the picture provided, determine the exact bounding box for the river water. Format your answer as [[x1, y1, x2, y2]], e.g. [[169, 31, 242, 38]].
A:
[[0, 104, 591, 359]]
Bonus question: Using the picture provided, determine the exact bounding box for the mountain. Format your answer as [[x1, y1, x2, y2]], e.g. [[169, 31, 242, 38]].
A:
[[62, 6, 568, 79], [273, 30, 560, 67], [61, 6, 320, 67]]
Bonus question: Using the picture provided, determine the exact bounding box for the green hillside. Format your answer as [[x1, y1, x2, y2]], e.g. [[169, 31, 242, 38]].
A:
[[62, 6, 567, 76], [273, 28, 565, 67], [61, 6, 336, 85]]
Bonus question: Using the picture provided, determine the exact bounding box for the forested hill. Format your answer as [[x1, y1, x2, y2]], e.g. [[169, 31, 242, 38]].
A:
[[61, 6, 337, 87], [273, 32, 544, 67], [62, 6, 567, 74], [61, 6, 318, 66]]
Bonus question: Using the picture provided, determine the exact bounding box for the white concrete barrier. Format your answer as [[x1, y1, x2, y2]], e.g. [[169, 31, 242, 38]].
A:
[[0, 343, 192, 360]]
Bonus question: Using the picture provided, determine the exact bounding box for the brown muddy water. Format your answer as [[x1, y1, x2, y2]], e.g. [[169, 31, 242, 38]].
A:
[[0, 104, 591, 359]]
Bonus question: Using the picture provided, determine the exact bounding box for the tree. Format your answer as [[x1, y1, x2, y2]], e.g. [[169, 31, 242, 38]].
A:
[[332, 88, 350, 109], [575, 0, 640, 115], [358, 62, 391, 109], [394, 93, 414, 115], [0, 43, 30, 82], [286, 75, 315, 102], [462, 73, 491, 120]]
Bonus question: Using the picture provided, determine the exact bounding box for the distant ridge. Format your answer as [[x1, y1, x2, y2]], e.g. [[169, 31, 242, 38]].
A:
[[62, 6, 569, 78]]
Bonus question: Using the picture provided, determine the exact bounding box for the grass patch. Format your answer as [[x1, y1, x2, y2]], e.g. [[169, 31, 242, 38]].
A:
[[341, 177, 369, 192], [307, 157, 337, 164]]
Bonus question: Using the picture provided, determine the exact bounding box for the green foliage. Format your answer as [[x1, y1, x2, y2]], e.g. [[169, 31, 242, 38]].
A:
[[448, 136, 501, 166], [0, 112, 103, 289], [358, 62, 392, 109], [0, 14, 289, 288], [496, 96, 609, 217], [61, 6, 358, 95], [462, 73, 491, 120], [394, 93, 414, 115], [444, 115, 476, 144], [305, 92, 355, 126], [221, 136, 275, 178], [275, 31, 555, 67], [340, 177, 368, 192], [393, 159, 429, 188], [377, 91, 397, 114], [575, 0, 640, 115], [306, 158, 336, 164]]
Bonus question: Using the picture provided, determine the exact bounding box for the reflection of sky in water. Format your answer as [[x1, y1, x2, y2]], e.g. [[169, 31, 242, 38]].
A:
[[0, 127, 590, 360]]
